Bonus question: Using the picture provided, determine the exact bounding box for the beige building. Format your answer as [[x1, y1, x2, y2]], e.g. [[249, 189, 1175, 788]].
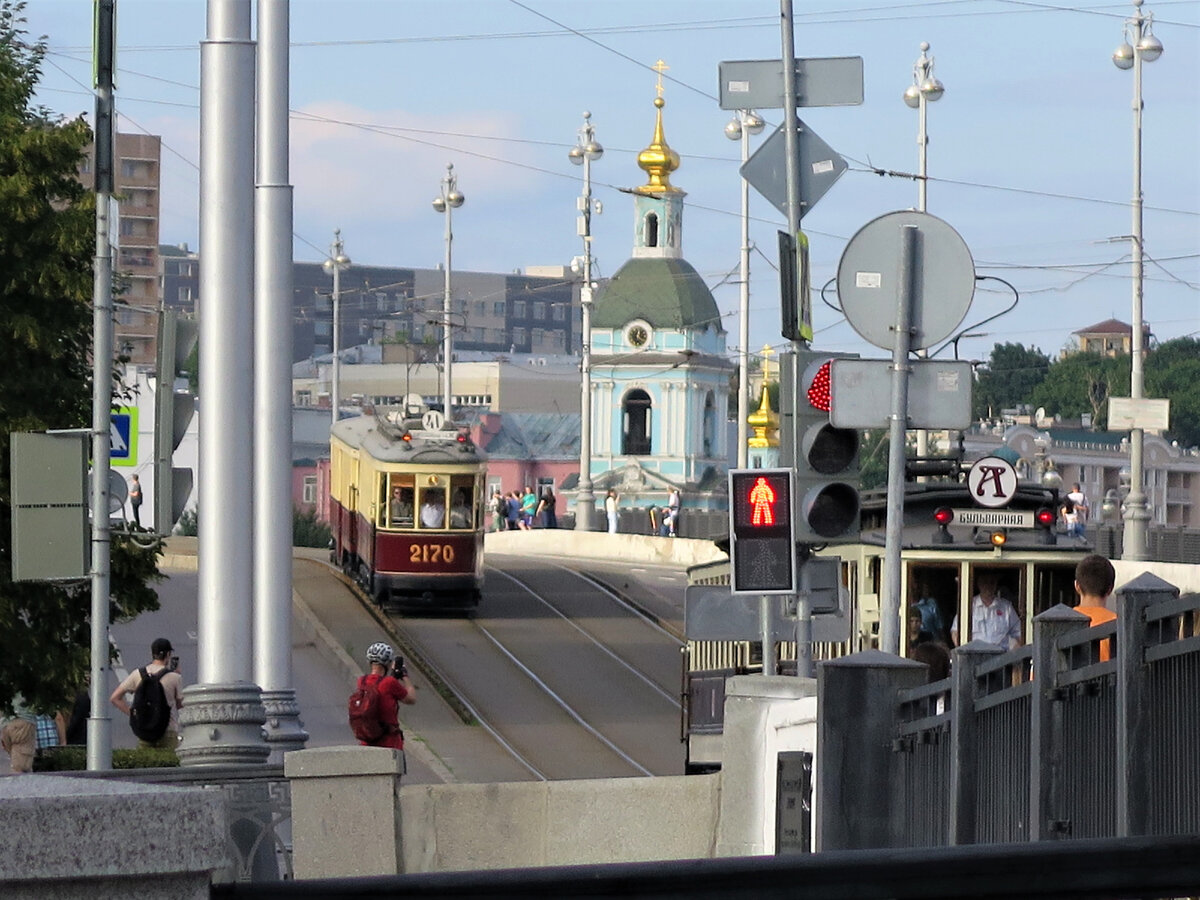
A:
[[79, 133, 163, 366]]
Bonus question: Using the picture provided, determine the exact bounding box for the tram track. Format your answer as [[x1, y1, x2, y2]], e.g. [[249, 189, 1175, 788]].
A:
[[330, 552, 684, 779]]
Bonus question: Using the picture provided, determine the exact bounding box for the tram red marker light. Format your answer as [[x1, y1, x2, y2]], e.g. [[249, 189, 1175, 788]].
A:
[[1035, 507, 1055, 528], [401, 433, 412, 442], [933, 507, 954, 526]]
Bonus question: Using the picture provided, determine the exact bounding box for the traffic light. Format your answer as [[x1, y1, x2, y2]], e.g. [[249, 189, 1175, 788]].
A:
[[729, 468, 796, 595], [154, 309, 198, 534], [791, 350, 861, 544]]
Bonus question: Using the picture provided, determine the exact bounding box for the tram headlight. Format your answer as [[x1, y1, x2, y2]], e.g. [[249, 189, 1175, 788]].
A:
[[989, 529, 1007, 547]]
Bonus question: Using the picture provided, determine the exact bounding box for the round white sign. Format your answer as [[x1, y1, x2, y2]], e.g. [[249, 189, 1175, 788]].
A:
[[967, 456, 1019, 509], [421, 409, 445, 432]]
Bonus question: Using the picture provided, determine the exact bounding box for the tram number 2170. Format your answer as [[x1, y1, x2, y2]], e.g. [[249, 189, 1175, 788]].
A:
[[410, 543, 456, 564]]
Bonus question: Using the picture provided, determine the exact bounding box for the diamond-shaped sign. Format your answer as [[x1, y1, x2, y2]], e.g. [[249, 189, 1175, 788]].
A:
[[740, 120, 847, 220]]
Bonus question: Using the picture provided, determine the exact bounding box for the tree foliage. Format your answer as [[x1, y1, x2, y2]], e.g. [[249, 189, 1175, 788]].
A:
[[1145, 337, 1200, 450], [973, 342, 1051, 420], [0, 2, 163, 716]]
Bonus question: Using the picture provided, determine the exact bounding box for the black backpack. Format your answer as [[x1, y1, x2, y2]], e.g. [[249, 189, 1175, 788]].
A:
[[129, 666, 172, 741]]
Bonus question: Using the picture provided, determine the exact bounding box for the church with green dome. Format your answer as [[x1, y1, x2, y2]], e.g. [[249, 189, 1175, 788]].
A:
[[586, 69, 732, 510]]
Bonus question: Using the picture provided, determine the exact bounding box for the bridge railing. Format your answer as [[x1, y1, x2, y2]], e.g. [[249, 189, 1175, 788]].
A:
[[820, 573, 1199, 851]]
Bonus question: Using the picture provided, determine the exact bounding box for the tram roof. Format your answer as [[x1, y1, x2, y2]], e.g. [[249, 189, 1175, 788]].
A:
[[332, 414, 487, 464]]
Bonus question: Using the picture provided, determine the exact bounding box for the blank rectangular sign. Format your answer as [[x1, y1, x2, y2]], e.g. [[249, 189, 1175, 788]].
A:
[[829, 359, 973, 430]]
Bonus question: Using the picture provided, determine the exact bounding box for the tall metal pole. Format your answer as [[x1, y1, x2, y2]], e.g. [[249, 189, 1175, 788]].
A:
[[433, 164, 463, 419], [880, 226, 919, 656], [254, 0, 306, 761], [324, 230, 349, 428], [87, 0, 116, 771], [726, 110, 762, 469], [571, 113, 603, 531], [1116, 0, 1159, 561], [906, 42, 942, 464], [182, 0, 267, 766]]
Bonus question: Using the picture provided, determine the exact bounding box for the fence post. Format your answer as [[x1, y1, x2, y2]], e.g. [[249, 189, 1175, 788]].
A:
[[816, 650, 926, 851], [1116, 572, 1179, 837], [1029, 605, 1091, 841], [948, 640, 1004, 845]]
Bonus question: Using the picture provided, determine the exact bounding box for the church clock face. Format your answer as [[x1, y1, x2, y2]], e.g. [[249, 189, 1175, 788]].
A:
[[626, 324, 650, 348]]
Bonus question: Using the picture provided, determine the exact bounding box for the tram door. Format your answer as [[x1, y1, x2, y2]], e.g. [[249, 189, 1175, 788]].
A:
[[957, 565, 1024, 648]]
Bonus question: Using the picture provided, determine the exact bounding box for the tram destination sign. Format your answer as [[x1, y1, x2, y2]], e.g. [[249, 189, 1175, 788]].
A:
[[951, 508, 1035, 528]]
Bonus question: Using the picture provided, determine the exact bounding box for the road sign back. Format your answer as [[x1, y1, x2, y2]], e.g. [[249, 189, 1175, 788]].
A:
[[741, 121, 847, 219]]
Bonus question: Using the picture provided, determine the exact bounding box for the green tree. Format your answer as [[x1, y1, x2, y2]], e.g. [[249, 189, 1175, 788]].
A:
[[972, 342, 1051, 420], [0, 2, 163, 716], [1145, 337, 1200, 449], [1030, 352, 1128, 428]]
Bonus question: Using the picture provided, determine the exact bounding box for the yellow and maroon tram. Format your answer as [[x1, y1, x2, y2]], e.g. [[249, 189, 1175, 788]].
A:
[[684, 482, 1096, 772], [329, 411, 487, 612]]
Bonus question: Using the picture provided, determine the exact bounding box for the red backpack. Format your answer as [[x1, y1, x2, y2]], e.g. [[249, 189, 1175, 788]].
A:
[[347, 675, 385, 742]]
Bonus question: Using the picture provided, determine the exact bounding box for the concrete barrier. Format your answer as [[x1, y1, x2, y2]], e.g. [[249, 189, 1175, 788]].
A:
[[286, 746, 721, 877], [0, 775, 228, 899]]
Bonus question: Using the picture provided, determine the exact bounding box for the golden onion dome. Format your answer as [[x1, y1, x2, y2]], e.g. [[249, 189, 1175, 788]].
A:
[[635, 96, 681, 194]]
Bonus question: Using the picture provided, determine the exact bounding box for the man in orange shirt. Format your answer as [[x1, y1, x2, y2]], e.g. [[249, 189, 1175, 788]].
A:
[[1073, 554, 1116, 661]]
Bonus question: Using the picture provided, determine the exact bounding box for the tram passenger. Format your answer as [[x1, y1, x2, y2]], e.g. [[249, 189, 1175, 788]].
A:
[[950, 570, 1021, 650], [450, 490, 471, 529], [420, 491, 445, 528], [914, 580, 948, 645]]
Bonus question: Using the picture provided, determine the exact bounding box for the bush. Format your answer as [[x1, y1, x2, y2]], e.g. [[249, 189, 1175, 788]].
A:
[[177, 506, 198, 537], [293, 506, 331, 548], [34, 745, 180, 771]]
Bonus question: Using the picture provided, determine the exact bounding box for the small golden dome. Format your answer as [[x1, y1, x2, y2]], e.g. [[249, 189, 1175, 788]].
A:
[[636, 73, 681, 194]]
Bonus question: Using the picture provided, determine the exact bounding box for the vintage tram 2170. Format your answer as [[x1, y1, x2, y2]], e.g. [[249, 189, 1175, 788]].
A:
[[329, 411, 487, 612]]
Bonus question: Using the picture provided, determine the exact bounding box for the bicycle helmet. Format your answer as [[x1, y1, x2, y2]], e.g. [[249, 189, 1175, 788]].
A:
[[366, 642, 394, 665]]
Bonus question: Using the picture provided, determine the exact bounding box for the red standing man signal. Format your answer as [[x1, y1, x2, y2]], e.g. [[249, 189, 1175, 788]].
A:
[[749, 476, 776, 526]]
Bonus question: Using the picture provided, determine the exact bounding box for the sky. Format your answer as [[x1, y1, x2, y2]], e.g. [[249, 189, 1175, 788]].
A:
[[23, 0, 1200, 369]]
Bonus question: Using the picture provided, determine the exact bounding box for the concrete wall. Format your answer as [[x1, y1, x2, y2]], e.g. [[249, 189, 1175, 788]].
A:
[[0, 775, 228, 900], [286, 746, 720, 879]]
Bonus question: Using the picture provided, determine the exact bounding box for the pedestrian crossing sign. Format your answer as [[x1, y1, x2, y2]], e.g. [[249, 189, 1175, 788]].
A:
[[111, 407, 137, 467]]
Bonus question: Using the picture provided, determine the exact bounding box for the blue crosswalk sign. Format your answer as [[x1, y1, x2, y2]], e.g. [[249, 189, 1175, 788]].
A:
[[110, 408, 137, 467]]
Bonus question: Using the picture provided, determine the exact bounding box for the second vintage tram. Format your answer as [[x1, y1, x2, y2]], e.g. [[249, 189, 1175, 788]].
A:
[[684, 482, 1096, 772], [329, 409, 487, 612]]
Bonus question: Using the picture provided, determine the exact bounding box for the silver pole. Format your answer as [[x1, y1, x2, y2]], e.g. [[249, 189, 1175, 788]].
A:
[[87, 0, 115, 769], [182, 0, 267, 766], [443, 175, 453, 417], [254, 0, 306, 761], [331, 233, 341, 427], [1123, 2, 1151, 560], [574, 112, 601, 531], [880, 225, 919, 655], [736, 113, 752, 469]]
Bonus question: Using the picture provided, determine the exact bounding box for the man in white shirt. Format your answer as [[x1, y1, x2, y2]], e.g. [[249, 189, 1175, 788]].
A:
[[420, 493, 446, 528], [1066, 483, 1088, 537], [950, 571, 1021, 650]]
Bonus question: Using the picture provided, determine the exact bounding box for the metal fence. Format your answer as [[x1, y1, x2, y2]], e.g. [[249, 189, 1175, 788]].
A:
[[821, 573, 1199, 852]]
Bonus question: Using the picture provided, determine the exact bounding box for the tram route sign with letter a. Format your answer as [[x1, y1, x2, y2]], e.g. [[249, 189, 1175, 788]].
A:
[[967, 456, 1018, 509]]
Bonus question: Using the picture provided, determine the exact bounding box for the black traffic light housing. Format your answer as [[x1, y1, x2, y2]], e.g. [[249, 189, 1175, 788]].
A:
[[728, 468, 796, 595]]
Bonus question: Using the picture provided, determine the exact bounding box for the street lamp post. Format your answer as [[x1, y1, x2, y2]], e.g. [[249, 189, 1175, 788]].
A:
[[1112, 0, 1163, 561], [432, 163, 465, 419], [724, 109, 765, 469], [904, 42, 944, 463], [569, 112, 603, 530], [323, 229, 350, 428]]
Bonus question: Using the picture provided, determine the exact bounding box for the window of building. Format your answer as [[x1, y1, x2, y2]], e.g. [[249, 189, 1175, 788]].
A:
[[553, 304, 566, 321], [120, 160, 140, 178], [302, 475, 318, 504], [116, 308, 138, 325], [296, 390, 312, 407], [474, 301, 486, 317], [532, 328, 545, 347], [622, 389, 652, 455], [513, 327, 526, 345], [493, 301, 506, 316], [471, 327, 485, 342], [645, 212, 660, 248], [513, 300, 526, 318], [533, 302, 545, 320]]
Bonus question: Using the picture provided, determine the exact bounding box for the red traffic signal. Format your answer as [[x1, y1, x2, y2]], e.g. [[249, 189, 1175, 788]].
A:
[[729, 468, 796, 595]]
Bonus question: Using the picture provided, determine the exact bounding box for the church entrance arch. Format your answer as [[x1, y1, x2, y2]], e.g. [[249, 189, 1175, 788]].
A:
[[623, 388, 652, 456]]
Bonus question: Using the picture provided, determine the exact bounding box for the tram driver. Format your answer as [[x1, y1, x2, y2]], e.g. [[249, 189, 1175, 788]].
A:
[[389, 485, 414, 526], [450, 489, 471, 529], [950, 570, 1022, 650]]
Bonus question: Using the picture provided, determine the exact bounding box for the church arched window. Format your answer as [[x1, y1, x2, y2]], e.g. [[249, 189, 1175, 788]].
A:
[[622, 389, 652, 456], [644, 212, 659, 248], [703, 391, 716, 457]]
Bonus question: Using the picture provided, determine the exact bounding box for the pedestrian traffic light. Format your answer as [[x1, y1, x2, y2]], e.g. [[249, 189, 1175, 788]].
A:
[[793, 350, 861, 544], [154, 308, 198, 534], [729, 468, 796, 595]]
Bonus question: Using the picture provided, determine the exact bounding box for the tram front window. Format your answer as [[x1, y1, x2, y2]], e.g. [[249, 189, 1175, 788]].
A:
[[386, 479, 414, 528], [419, 488, 446, 529], [449, 475, 476, 530]]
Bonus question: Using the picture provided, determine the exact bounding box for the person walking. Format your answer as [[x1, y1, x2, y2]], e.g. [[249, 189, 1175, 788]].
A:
[[536, 487, 557, 529], [110, 637, 185, 750], [128, 474, 143, 528], [505, 491, 521, 531], [605, 489, 619, 534], [489, 488, 506, 532], [1066, 483, 1089, 538], [666, 488, 680, 537], [1, 700, 37, 773], [519, 486, 537, 530]]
